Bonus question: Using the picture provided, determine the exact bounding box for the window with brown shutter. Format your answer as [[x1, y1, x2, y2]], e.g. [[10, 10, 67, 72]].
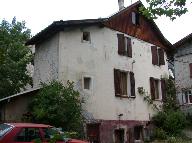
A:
[[158, 49, 165, 65], [130, 72, 135, 97], [161, 79, 166, 102], [150, 77, 161, 100], [189, 63, 192, 78], [117, 34, 132, 57], [117, 34, 125, 56], [150, 77, 155, 100], [114, 69, 121, 96], [126, 37, 132, 58], [151, 46, 158, 65], [114, 69, 128, 97]]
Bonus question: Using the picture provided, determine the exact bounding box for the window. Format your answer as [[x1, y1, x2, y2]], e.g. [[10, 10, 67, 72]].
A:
[[151, 46, 165, 66], [0, 124, 13, 139], [15, 128, 41, 142], [114, 129, 124, 143], [134, 126, 142, 141], [84, 77, 91, 90], [114, 69, 135, 97], [189, 63, 192, 78], [82, 32, 91, 42], [150, 77, 165, 100], [117, 34, 132, 57], [182, 89, 192, 104], [132, 12, 140, 25]]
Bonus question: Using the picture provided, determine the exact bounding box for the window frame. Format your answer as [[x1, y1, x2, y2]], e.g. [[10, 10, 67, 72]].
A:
[[82, 31, 91, 43], [182, 89, 192, 105], [14, 127, 41, 142], [82, 75, 93, 91], [114, 69, 135, 98], [117, 34, 132, 57]]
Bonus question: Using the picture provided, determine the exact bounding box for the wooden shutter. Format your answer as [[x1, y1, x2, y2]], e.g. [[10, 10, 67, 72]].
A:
[[127, 37, 132, 58], [127, 128, 134, 143], [117, 34, 125, 55], [114, 69, 121, 96], [189, 63, 192, 78], [150, 77, 155, 100], [130, 72, 135, 97], [158, 48, 165, 65], [151, 46, 158, 65], [161, 79, 166, 102]]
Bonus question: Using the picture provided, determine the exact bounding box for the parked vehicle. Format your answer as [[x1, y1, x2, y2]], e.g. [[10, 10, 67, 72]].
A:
[[0, 123, 87, 143]]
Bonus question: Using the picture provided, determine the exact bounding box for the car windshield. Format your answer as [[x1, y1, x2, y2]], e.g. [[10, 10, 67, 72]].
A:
[[0, 123, 13, 138]]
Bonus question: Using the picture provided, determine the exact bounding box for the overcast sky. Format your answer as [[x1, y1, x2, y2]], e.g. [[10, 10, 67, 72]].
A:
[[0, 0, 191, 44]]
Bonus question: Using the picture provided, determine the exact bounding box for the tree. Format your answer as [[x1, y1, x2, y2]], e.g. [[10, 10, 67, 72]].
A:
[[152, 77, 187, 136], [0, 17, 32, 98], [29, 80, 84, 134], [140, 0, 189, 20]]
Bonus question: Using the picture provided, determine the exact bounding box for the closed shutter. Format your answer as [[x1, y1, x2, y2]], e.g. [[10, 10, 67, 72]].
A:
[[130, 72, 135, 97], [150, 77, 155, 100], [114, 69, 121, 96], [161, 79, 166, 102], [151, 46, 158, 65], [158, 48, 165, 65], [127, 128, 134, 143], [127, 37, 132, 58], [189, 63, 192, 78], [117, 34, 125, 55]]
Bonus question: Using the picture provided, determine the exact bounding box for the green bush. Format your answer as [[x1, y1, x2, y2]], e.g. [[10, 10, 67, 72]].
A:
[[153, 110, 187, 136], [28, 80, 84, 137], [154, 128, 167, 140]]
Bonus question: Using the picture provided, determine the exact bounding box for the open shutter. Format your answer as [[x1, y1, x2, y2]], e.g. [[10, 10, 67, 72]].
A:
[[117, 34, 125, 55], [151, 46, 158, 65], [150, 77, 155, 100], [189, 63, 192, 78], [130, 72, 135, 97], [114, 69, 121, 96], [158, 48, 165, 65], [127, 37, 132, 57], [161, 79, 166, 102]]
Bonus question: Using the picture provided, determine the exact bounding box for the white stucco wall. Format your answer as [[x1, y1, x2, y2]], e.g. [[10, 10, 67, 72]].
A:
[[55, 26, 169, 121], [33, 34, 59, 87]]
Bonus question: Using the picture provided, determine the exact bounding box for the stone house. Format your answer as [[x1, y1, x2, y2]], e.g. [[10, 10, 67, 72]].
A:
[[1, 1, 173, 143], [174, 33, 192, 114]]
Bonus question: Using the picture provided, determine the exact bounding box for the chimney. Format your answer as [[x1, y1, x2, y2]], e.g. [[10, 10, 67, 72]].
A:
[[118, 0, 124, 11]]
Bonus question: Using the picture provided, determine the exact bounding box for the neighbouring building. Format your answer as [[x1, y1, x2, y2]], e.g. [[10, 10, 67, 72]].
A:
[[174, 33, 192, 114], [1, 1, 173, 143]]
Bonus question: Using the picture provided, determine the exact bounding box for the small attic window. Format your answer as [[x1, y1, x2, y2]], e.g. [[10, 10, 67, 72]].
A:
[[82, 32, 91, 42], [132, 12, 140, 25]]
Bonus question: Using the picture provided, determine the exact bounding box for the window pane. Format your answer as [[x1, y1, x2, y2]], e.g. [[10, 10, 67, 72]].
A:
[[0, 124, 13, 138], [15, 128, 41, 142], [84, 77, 91, 90]]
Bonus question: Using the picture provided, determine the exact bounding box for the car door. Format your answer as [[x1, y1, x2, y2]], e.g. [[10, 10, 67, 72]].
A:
[[40, 127, 64, 143], [13, 127, 42, 143]]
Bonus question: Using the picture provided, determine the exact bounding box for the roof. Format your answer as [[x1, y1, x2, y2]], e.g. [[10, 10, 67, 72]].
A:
[[26, 19, 107, 45], [174, 33, 192, 48], [26, 1, 172, 52], [5, 123, 52, 128], [0, 87, 40, 102]]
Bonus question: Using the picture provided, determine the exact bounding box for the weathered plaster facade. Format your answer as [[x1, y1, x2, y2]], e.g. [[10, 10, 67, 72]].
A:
[[174, 40, 192, 112], [32, 26, 169, 143], [33, 33, 59, 87]]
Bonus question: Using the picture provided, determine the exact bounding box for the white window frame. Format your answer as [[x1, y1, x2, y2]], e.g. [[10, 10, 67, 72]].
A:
[[82, 75, 93, 92], [182, 89, 192, 105]]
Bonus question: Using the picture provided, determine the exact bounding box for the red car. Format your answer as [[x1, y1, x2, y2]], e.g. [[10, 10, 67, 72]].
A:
[[0, 123, 88, 143]]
